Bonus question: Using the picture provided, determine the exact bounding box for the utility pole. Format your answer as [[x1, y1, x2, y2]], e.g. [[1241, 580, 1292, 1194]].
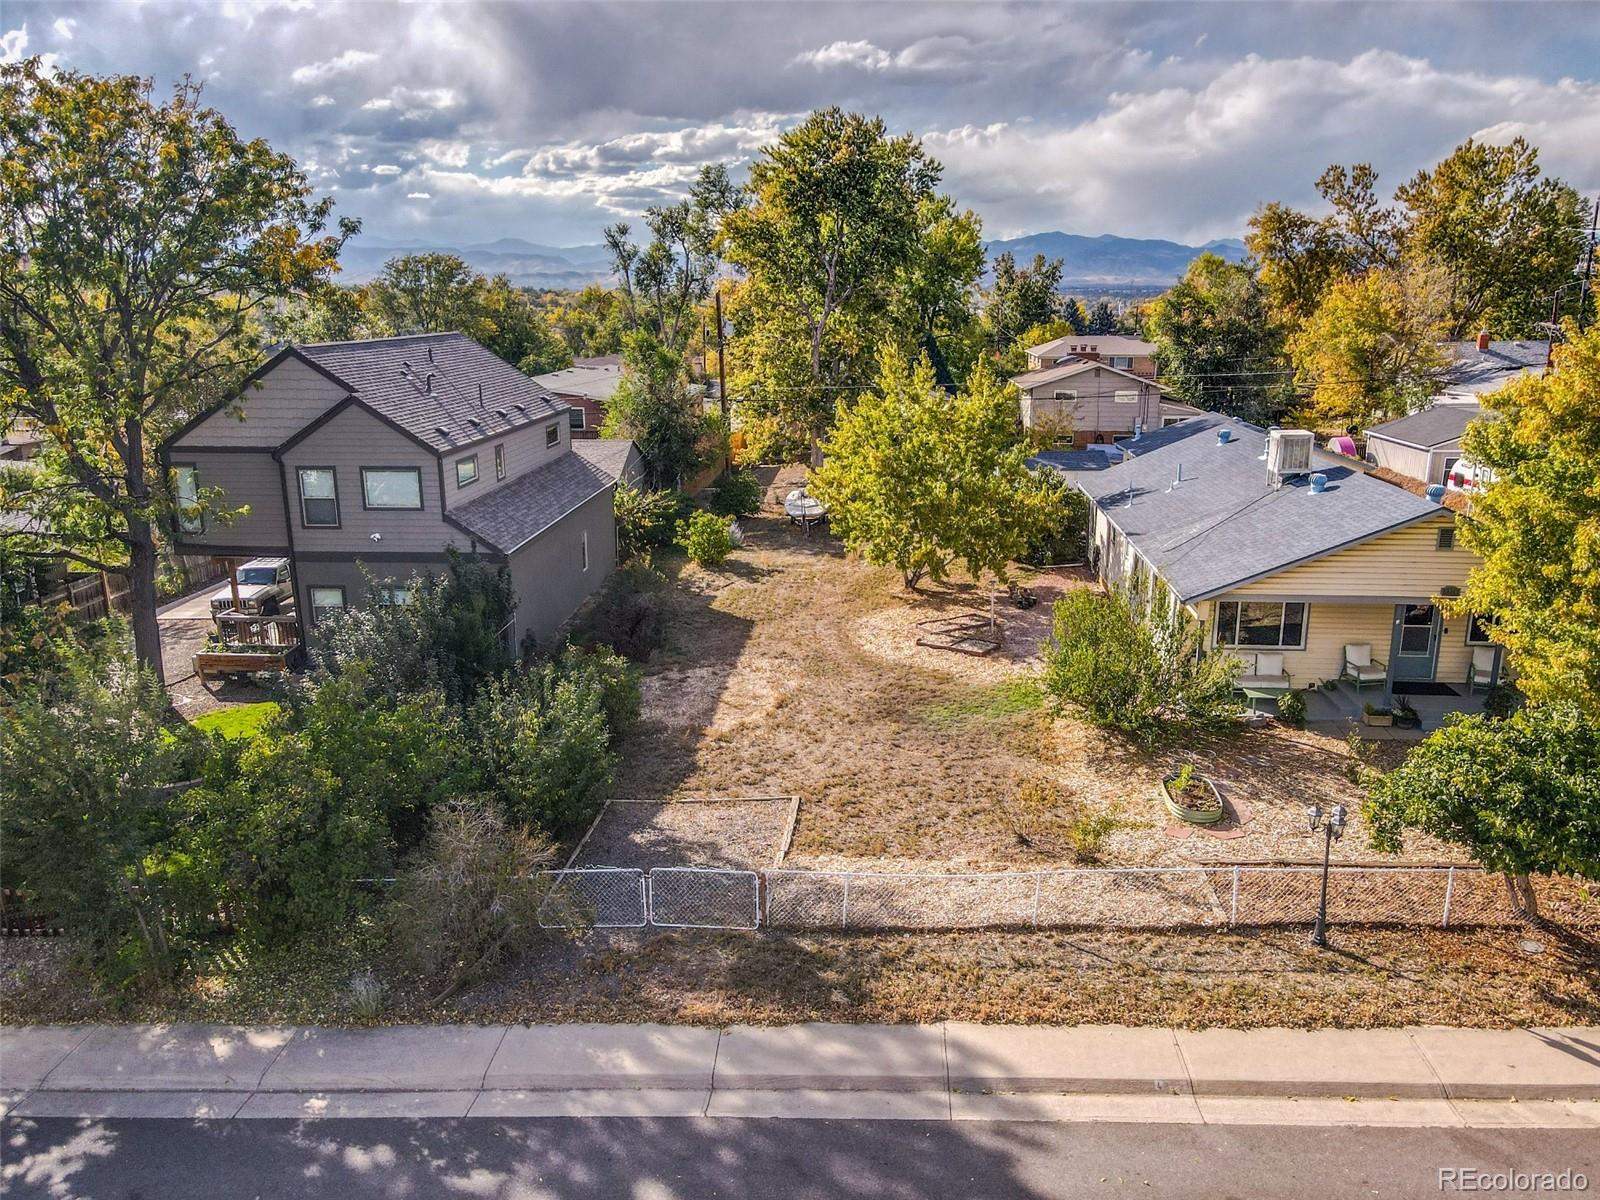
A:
[[1578, 193, 1598, 331]]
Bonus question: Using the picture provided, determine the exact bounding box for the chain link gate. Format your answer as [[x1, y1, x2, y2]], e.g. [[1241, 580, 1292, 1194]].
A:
[[536, 867, 648, 929], [648, 867, 761, 929]]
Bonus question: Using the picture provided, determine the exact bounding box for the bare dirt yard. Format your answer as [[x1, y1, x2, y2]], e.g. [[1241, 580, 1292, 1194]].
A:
[[582, 468, 1441, 875]]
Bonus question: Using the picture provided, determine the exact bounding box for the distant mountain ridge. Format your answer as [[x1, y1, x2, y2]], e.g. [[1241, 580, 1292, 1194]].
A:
[[983, 232, 1248, 288], [337, 231, 1247, 291]]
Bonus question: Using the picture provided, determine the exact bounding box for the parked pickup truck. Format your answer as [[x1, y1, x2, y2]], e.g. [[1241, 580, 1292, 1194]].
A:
[[209, 557, 292, 616]]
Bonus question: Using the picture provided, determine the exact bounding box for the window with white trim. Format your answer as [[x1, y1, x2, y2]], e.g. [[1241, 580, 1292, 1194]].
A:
[[296, 467, 339, 527], [569, 407, 586, 431], [545, 423, 560, 448], [494, 443, 506, 481], [1214, 601, 1307, 649], [173, 464, 202, 533], [455, 455, 479, 489], [373, 585, 412, 607], [1113, 390, 1139, 404], [1051, 390, 1078, 402], [580, 530, 589, 572], [1110, 355, 1133, 370], [310, 586, 346, 624], [1465, 613, 1496, 646]]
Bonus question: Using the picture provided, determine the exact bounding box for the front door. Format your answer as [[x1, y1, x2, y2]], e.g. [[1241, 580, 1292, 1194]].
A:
[[1391, 603, 1441, 680]]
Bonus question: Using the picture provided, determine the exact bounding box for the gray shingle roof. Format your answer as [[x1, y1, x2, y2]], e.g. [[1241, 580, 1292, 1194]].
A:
[[570, 438, 638, 482], [296, 332, 567, 453], [1367, 404, 1489, 449], [1046, 413, 1446, 602], [448, 447, 615, 555], [531, 363, 623, 403], [1441, 339, 1547, 397]]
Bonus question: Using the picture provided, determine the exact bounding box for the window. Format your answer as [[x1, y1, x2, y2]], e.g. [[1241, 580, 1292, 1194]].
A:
[[1466, 613, 1496, 646], [1215, 601, 1307, 649], [1435, 527, 1456, 551], [580, 530, 589, 572], [309, 586, 346, 624], [173, 464, 202, 533], [296, 467, 339, 527], [569, 407, 586, 432], [494, 443, 506, 481], [1110, 355, 1133, 370], [1113, 390, 1140, 404], [361, 467, 422, 510], [1051, 390, 1078, 403], [545, 423, 560, 449], [372, 584, 412, 607], [455, 455, 479, 489]]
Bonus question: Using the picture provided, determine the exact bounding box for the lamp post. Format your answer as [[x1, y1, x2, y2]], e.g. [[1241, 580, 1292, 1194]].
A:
[[1306, 803, 1347, 948]]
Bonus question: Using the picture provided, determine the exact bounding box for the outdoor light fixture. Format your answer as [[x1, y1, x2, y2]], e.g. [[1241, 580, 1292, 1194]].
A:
[[1306, 803, 1347, 948]]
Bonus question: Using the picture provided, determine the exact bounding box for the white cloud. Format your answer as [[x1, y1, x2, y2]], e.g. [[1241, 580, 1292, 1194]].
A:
[[51, 18, 75, 41], [289, 49, 378, 85], [370, 164, 402, 175], [407, 192, 432, 200], [1, 25, 29, 63], [310, 94, 335, 107], [794, 40, 892, 72]]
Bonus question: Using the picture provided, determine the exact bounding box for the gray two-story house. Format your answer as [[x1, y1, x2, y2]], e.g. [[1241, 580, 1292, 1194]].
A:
[[161, 332, 642, 649]]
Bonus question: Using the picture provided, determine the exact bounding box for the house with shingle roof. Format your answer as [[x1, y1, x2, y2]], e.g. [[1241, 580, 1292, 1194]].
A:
[[160, 332, 641, 649], [1040, 412, 1504, 706]]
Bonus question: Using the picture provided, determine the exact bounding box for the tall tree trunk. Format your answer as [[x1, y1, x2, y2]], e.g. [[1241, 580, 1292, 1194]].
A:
[[1504, 872, 1541, 921], [127, 518, 165, 685]]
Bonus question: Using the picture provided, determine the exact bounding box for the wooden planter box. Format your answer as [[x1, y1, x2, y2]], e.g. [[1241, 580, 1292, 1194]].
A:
[[1362, 711, 1394, 728], [194, 649, 290, 682], [1160, 774, 1225, 826]]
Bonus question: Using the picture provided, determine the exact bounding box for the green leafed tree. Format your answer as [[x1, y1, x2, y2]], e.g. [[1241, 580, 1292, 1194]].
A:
[[602, 330, 709, 489], [1145, 253, 1287, 422], [721, 108, 943, 462], [1364, 704, 1599, 917], [811, 347, 1060, 588], [0, 61, 354, 680], [1452, 322, 1600, 717], [983, 252, 1063, 350]]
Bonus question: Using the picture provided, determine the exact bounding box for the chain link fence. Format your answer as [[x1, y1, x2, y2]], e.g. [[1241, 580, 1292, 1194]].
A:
[[533, 864, 1598, 933]]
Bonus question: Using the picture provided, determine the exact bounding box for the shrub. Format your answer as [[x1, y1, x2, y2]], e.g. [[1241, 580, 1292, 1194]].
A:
[[1041, 584, 1241, 739], [550, 643, 641, 735], [1276, 688, 1307, 728], [614, 485, 685, 560], [388, 795, 556, 1003], [568, 564, 668, 662], [1019, 483, 1090, 567], [1483, 682, 1522, 720], [708, 469, 764, 519], [676, 510, 735, 566], [1066, 811, 1121, 863]]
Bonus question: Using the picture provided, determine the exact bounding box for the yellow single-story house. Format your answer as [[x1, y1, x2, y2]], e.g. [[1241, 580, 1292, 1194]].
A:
[[1041, 413, 1504, 713]]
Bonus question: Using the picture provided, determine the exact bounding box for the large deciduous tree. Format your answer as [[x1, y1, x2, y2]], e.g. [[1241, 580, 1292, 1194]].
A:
[[810, 348, 1060, 588], [1288, 263, 1451, 430], [721, 109, 942, 462], [0, 62, 352, 679], [601, 330, 710, 490], [1145, 253, 1286, 422], [983, 252, 1064, 350], [1453, 323, 1600, 717]]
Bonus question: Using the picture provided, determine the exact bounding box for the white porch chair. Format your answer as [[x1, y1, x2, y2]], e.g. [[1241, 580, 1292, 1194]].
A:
[[1341, 643, 1386, 692], [1467, 646, 1498, 693], [1235, 651, 1291, 691]]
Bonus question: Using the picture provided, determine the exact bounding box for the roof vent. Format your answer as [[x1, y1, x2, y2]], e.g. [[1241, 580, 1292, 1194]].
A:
[[434, 425, 450, 439], [1266, 429, 1315, 487], [1309, 472, 1328, 494], [467, 416, 483, 429], [493, 408, 508, 420], [424, 372, 434, 394], [427, 344, 435, 364], [1217, 429, 1233, 445], [1426, 484, 1447, 504], [477, 382, 485, 408]]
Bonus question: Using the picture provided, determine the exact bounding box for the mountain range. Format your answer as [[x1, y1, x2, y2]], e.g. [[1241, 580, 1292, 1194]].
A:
[[339, 231, 1248, 292]]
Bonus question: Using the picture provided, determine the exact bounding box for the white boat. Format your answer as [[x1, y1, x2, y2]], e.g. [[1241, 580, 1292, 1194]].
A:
[[784, 488, 826, 527]]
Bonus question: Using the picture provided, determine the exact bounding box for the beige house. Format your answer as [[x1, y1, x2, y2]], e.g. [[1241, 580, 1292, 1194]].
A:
[[1025, 333, 1158, 378], [1010, 360, 1172, 448], [1046, 413, 1503, 717]]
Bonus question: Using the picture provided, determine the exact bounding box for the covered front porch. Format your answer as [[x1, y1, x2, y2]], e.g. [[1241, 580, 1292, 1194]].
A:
[[1299, 678, 1489, 740]]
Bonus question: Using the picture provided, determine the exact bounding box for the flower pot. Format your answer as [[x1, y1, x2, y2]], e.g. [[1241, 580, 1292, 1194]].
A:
[[1363, 712, 1393, 728], [1161, 773, 1225, 825]]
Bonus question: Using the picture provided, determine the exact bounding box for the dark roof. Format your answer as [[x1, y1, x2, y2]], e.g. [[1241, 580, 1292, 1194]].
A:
[[449, 447, 616, 554], [1367, 404, 1487, 449], [570, 438, 637, 481], [1027, 449, 1118, 473], [1049, 412, 1446, 602], [1441, 340, 1547, 397], [531, 363, 622, 403], [574, 354, 623, 368], [296, 332, 567, 453]]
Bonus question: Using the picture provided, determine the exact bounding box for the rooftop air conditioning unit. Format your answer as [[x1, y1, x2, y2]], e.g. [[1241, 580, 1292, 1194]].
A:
[[1266, 429, 1316, 486]]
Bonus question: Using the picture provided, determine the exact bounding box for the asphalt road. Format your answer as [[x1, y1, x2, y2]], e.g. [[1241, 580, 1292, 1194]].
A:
[[3, 1117, 1596, 1199]]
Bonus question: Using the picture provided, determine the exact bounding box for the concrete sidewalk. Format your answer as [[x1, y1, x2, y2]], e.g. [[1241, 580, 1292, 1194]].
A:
[[3, 1022, 1598, 1123]]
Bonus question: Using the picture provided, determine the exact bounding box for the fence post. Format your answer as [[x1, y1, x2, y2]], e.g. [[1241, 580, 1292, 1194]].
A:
[[1229, 866, 1240, 926], [1441, 866, 1455, 928], [841, 875, 850, 929], [1032, 873, 1042, 927]]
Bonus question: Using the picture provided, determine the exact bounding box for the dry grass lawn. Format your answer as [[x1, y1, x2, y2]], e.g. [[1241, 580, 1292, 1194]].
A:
[[591, 470, 1444, 873]]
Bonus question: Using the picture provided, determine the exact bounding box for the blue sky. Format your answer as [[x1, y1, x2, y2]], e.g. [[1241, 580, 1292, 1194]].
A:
[[5, 1, 1598, 249]]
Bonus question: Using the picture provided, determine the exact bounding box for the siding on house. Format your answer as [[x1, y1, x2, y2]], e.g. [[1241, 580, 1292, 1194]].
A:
[[1367, 437, 1461, 485], [1019, 367, 1164, 446], [174, 357, 347, 448], [504, 485, 617, 647], [1225, 513, 1474, 600], [278, 403, 460, 554], [168, 450, 289, 553], [442, 413, 571, 510], [293, 553, 466, 636]]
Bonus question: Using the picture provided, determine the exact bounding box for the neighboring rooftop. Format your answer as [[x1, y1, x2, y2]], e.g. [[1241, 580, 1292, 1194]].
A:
[[1010, 358, 1170, 391], [532, 362, 623, 403], [570, 437, 637, 482], [574, 353, 622, 369], [1367, 404, 1490, 449], [1029, 333, 1155, 360], [1440, 339, 1547, 399], [1044, 412, 1448, 601], [294, 332, 567, 453], [449, 443, 621, 554]]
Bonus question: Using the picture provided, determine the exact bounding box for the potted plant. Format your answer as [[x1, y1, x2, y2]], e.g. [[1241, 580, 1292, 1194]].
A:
[[1160, 763, 1225, 825], [1392, 698, 1421, 729], [1362, 702, 1393, 728]]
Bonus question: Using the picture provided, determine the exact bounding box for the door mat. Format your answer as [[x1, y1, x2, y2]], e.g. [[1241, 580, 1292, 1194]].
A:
[[1391, 680, 1461, 697]]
